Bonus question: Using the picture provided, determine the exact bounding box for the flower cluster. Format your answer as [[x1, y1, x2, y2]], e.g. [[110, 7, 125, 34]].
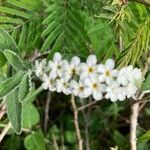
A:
[[35, 53, 143, 102]]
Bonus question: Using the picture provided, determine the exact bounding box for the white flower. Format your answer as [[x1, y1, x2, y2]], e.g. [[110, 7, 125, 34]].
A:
[[41, 74, 56, 91], [56, 78, 71, 95], [84, 76, 106, 101], [35, 59, 47, 77], [105, 81, 126, 102], [80, 55, 98, 79], [126, 83, 137, 98], [117, 67, 129, 86], [98, 59, 118, 84], [70, 80, 90, 98], [117, 66, 142, 87], [63, 56, 81, 80], [48, 53, 67, 79]]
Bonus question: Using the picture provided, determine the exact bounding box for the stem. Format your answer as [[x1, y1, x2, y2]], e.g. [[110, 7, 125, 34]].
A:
[[0, 122, 11, 143], [130, 58, 149, 150], [78, 101, 98, 111], [82, 109, 90, 150], [71, 95, 83, 150], [52, 133, 59, 150], [130, 102, 139, 150], [44, 91, 51, 133]]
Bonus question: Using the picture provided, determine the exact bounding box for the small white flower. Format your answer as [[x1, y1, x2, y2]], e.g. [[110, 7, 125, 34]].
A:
[[63, 56, 81, 80], [41, 74, 56, 91], [48, 53, 67, 79], [117, 66, 142, 87], [126, 83, 137, 98], [98, 59, 118, 84], [56, 78, 71, 95], [105, 81, 126, 102], [35, 59, 47, 77], [117, 67, 129, 86], [70, 80, 90, 98], [84, 76, 106, 101], [80, 55, 98, 79]]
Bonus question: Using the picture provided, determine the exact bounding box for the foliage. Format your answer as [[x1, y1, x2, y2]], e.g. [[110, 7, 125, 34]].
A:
[[0, 0, 150, 149]]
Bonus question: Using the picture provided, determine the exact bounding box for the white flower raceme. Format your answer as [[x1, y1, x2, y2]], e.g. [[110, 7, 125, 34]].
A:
[[70, 80, 90, 98], [80, 55, 98, 79], [35, 59, 47, 77], [35, 52, 142, 102], [48, 52, 67, 79], [41, 74, 56, 91], [84, 76, 106, 101], [56, 78, 71, 95], [98, 59, 118, 84]]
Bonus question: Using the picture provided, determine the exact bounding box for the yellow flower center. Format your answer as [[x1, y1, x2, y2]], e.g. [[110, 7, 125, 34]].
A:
[[92, 83, 98, 89], [79, 86, 84, 92], [88, 67, 94, 73], [57, 65, 61, 69], [49, 80, 52, 85], [71, 68, 76, 75], [105, 70, 111, 77]]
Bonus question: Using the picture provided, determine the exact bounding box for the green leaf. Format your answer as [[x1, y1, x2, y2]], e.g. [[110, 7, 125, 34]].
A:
[[6, 88, 22, 134], [0, 16, 23, 24], [0, 6, 32, 19], [24, 130, 46, 150], [3, 49, 25, 71], [138, 130, 150, 142], [141, 73, 150, 91], [0, 71, 24, 99], [41, 23, 62, 52], [0, 51, 7, 67], [22, 103, 40, 129], [0, 28, 19, 53], [18, 24, 27, 50], [23, 87, 43, 104], [18, 74, 29, 103], [64, 131, 76, 144], [2, 135, 22, 150]]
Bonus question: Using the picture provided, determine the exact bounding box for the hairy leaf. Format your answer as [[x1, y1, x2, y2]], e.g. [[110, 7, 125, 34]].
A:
[[3, 49, 25, 71], [0, 28, 19, 53], [18, 74, 29, 103], [0, 71, 24, 99], [6, 88, 22, 134]]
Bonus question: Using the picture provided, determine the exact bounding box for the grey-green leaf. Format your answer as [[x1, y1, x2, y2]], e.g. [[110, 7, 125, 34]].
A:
[[0, 71, 24, 99], [23, 87, 43, 104], [6, 88, 22, 134], [0, 28, 19, 53], [3, 49, 25, 71], [18, 74, 29, 103], [24, 130, 46, 150]]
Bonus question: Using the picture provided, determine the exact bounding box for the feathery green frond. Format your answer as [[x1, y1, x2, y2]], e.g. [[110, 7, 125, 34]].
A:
[[41, 0, 90, 58]]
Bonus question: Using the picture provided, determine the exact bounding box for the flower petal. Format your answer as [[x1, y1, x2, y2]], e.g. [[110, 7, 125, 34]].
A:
[[71, 56, 80, 66], [97, 64, 105, 73], [86, 55, 97, 65], [53, 52, 62, 62], [105, 59, 115, 70], [93, 92, 102, 101], [50, 70, 57, 79]]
